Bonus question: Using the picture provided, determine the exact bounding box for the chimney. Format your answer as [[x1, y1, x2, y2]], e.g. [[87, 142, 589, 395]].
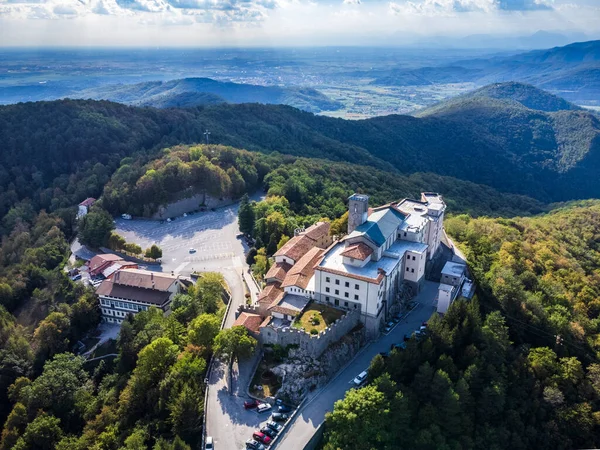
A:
[[347, 194, 369, 234]]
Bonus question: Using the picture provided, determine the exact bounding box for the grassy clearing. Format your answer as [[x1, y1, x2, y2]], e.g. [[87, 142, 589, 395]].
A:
[[249, 358, 281, 399]]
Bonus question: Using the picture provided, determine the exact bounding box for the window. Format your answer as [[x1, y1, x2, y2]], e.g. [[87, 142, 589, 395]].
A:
[[354, 294, 359, 300], [325, 287, 330, 293], [413, 255, 416, 260], [406, 267, 409, 272], [355, 284, 359, 290], [344, 301, 349, 307], [345, 281, 349, 288], [326, 277, 330, 283], [335, 279, 340, 285], [335, 289, 339, 295], [344, 292, 349, 298], [354, 304, 358, 309], [326, 296, 330, 302], [411, 268, 415, 273], [404, 232, 407, 236], [334, 299, 339, 306]]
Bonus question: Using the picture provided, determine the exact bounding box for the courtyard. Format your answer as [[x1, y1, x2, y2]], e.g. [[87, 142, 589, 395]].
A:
[[293, 302, 345, 333]]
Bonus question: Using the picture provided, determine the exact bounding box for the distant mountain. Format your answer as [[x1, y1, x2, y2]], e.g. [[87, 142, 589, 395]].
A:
[[372, 40, 600, 103], [2, 87, 599, 204], [73, 78, 342, 113], [414, 82, 582, 115]]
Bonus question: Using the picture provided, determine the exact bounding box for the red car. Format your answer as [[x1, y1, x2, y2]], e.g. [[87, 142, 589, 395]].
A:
[[244, 399, 260, 409], [253, 431, 272, 445]]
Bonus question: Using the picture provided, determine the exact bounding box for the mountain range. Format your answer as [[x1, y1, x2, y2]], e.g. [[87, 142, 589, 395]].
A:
[[0, 77, 342, 114], [1, 82, 598, 209], [372, 40, 600, 104], [73, 78, 342, 113]]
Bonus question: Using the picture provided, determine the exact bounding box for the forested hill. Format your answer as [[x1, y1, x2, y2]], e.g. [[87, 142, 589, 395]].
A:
[[73, 77, 342, 113], [1, 90, 599, 232], [415, 82, 582, 114]]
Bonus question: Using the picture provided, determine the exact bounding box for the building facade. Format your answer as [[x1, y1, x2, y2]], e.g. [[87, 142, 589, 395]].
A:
[[96, 268, 183, 324]]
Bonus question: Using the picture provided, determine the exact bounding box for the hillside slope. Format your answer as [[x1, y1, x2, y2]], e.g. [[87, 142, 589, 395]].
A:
[[372, 40, 600, 103], [1, 89, 599, 229], [73, 77, 342, 113], [415, 82, 582, 114]]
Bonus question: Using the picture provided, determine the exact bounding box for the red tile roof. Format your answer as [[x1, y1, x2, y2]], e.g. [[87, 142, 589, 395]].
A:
[[340, 243, 373, 261], [79, 197, 96, 207], [112, 268, 178, 291], [265, 261, 292, 283], [233, 312, 263, 334], [281, 247, 323, 289], [273, 235, 315, 262], [268, 305, 301, 317], [88, 254, 126, 276], [303, 222, 330, 240], [257, 283, 284, 307]]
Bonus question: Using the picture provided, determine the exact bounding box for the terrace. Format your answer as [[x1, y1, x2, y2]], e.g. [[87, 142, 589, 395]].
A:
[[293, 302, 345, 334]]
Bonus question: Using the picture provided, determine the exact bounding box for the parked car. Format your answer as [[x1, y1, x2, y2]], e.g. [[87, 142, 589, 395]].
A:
[[189, 248, 197, 253], [166, 218, 171, 223], [383, 321, 394, 333], [277, 404, 292, 413], [252, 432, 272, 445], [257, 403, 272, 414], [353, 370, 368, 387], [403, 334, 411, 342], [422, 321, 429, 327], [379, 351, 390, 358], [121, 213, 132, 220], [205, 436, 213, 450], [391, 342, 406, 351], [244, 399, 260, 409], [183, 213, 187, 217], [271, 412, 288, 422], [392, 315, 401, 324], [71, 273, 82, 281], [260, 426, 277, 438], [266, 421, 282, 432], [245, 439, 265, 450]]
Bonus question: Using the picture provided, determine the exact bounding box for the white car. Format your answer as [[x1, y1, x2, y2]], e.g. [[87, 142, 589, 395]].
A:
[[121, 213, 132, 220], [257, 403, 272, 413], [353, 370, 368, 387], [205, 436, 213, 450]]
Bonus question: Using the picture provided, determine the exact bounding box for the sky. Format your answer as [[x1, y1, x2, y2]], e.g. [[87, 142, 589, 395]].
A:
[[0, 0, 598, 46]]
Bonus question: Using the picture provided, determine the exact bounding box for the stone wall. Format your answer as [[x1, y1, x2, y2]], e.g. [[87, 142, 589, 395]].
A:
[[152, 192, 234, 219], [260, 309, 360, 359]]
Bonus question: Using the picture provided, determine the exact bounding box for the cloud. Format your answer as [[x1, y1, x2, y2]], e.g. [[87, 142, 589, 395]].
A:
[[387, 0, 556, 16], [343, 0, 361, 5]]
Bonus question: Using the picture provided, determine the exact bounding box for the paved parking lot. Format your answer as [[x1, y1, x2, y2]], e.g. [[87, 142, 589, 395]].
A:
[[114, 204, 246, 277]]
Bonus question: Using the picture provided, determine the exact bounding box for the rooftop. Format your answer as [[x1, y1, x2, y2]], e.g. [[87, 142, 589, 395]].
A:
[[317, 241, 400, 283], [281, 247, 323, 290], [269, 293, 310, 317], [442, 261, 467, 277], [265, 261, 292, 283], [233, 312, 263, 334], [79, 197, 96, 207], [439, 283, 455, 293], [96, 280, 172, 305], [347, 206, 406, 247], [257, 283, 284, 307], [273, 234, 315, 262], [340, 242, 374, 261], [113, 268, 178, 291], [302, 221, 330, 241], [386, 240, 428, 256]]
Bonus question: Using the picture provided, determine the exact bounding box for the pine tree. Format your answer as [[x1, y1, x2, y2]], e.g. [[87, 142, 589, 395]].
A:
[[238, 194, 255, 235]]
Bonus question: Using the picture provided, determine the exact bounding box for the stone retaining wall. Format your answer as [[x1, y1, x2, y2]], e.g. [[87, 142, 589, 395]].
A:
[[260, 309, 360, 359]]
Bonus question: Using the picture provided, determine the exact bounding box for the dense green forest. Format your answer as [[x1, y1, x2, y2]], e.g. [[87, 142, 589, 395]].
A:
[[1, 86, 599, 237], [322, 202, 600, 450], [0, 270, 256, 449]]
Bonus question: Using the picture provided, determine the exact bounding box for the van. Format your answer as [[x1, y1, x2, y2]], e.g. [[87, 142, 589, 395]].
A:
[[353, 370, 368, 387]]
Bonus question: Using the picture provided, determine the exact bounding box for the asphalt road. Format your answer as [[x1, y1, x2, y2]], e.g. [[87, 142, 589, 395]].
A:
[[275, 280, 440, 450]]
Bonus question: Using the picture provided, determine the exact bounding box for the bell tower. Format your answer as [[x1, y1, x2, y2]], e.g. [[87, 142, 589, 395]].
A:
[[348, 194, 369, 234]]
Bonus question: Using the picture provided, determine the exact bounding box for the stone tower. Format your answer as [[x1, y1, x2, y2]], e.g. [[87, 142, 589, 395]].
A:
[[347, 194, 369, 234]]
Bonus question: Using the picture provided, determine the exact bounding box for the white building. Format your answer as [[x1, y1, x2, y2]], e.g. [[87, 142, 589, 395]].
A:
[[312, 193, 446, 335], [77, 197, 96, 219], [437, 261, 467, 314], [96, 268, 183, 324]]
